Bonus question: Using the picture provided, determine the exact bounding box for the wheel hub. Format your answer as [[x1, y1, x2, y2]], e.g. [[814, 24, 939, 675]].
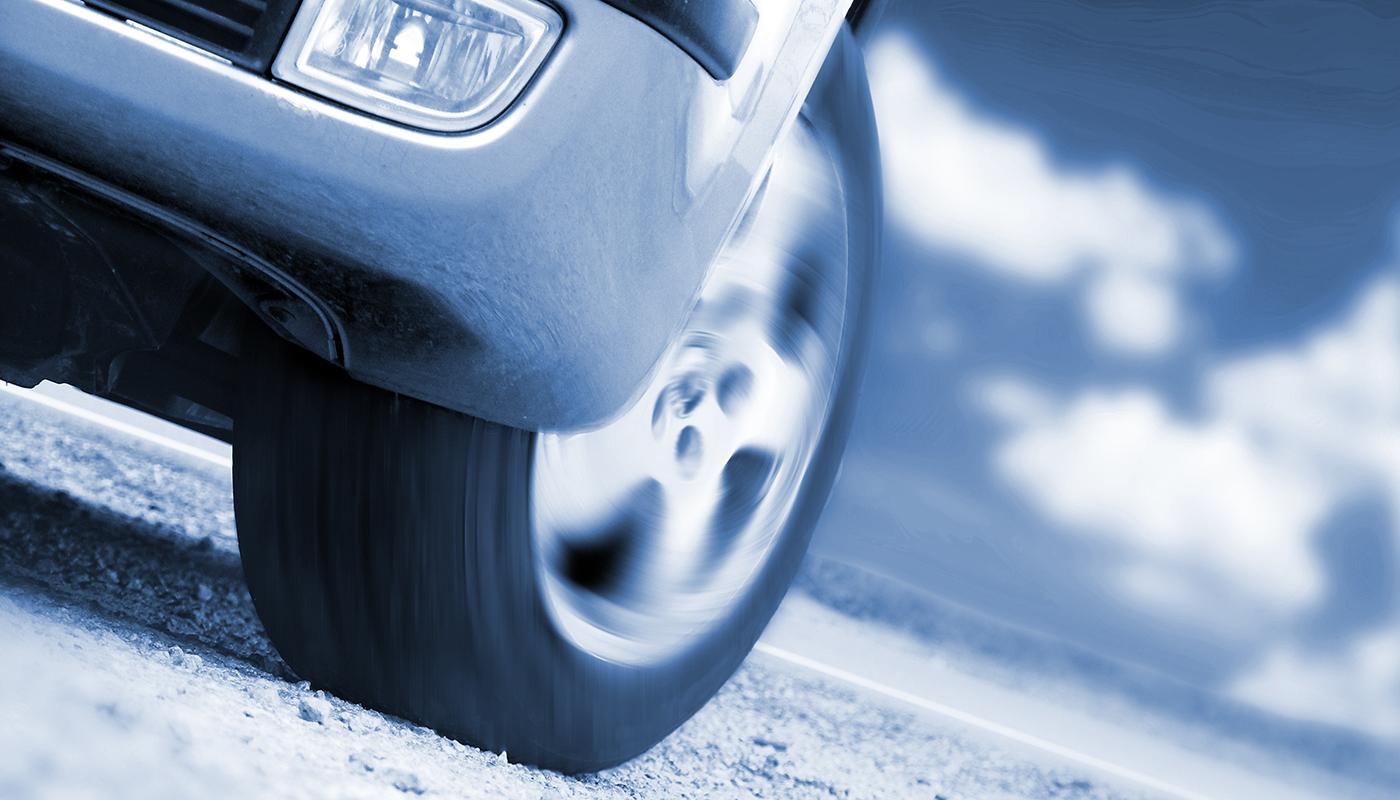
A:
[[531, 119, 849, 665]]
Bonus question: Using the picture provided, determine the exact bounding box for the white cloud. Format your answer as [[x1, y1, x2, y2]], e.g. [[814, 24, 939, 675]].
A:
[[983, 275, 1400, 730], [868, 33, 1234, 355], [1208, 281, 1400, 486], [1231, 625, 1400, 738], [985, 279, 1400, 627], [986, 382, 1329, 632], [1084, 273, 1181, 355]]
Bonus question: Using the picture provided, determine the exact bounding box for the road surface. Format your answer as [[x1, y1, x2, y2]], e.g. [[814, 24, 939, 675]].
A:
[[0, 382, 1393, 800]]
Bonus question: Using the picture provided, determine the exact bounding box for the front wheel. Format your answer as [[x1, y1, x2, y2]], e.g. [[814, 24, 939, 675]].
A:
[[233, 27, 879, 773]]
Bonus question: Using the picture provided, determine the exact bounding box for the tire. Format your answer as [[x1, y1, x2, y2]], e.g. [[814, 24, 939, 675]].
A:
[[233, 26, 879, 774]]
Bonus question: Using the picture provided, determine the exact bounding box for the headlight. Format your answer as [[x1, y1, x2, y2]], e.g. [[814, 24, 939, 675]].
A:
[[272, 0, 563, 132]]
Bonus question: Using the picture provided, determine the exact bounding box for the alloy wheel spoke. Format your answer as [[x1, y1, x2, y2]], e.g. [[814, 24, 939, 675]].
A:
[[530, 118, 849, 665]]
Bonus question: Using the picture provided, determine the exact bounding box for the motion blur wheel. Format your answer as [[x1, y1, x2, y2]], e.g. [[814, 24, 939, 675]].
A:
[[533, 116, 848, 667], [233, 28, 878, 773]]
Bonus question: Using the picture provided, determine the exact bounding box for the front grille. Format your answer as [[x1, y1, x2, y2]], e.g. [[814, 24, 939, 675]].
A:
[[85, 0, 301, 72]]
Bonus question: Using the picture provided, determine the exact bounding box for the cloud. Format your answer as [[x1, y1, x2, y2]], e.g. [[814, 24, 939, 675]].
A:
[[1230, 625, 1400, 738], [1208, 281, 1400, 484], [985, 381, 1329, 632], [984, 275, 1400, 728], [867, 33, 1235, 355], [985, 278, 1400, 631]]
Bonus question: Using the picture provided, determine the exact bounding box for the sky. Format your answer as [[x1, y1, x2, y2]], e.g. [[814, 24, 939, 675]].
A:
[[811, 0, 1400, 741]]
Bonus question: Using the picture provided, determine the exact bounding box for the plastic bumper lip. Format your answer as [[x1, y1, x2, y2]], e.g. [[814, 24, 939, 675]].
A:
[[600, 0, 758, 80], [0, 0, 849, 431]]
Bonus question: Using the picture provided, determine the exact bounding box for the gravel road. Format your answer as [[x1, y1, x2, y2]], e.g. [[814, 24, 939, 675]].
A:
[[0, 385, 1393, 800]]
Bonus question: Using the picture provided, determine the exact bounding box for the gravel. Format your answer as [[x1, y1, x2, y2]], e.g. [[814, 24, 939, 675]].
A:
[[0, 578, 1140, 800], [0, 392, 1147, 799]]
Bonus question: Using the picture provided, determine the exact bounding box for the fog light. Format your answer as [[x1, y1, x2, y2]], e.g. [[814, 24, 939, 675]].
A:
[[273, 0, 562, 132]]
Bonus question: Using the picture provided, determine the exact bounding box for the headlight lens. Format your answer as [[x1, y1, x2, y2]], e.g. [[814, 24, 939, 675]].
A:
[[273, 0, 563, 132]]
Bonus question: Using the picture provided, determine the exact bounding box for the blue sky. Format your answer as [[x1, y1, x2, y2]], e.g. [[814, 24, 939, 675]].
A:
[[812, 0, 1400, 740]]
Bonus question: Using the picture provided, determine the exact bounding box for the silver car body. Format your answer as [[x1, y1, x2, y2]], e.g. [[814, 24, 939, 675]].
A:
[[0, 0, 852, 429]]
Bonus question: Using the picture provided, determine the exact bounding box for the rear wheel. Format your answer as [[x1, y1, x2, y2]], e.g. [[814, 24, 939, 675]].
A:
[[233, 27, 878, 773]]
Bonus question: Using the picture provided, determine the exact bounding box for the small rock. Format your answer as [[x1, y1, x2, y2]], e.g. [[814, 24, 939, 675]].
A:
[[246, 682, 280, 709], [196, 584, 213, 602], [383, 768, 425, 794], [166, 617, 197, 636], [299, 696, 332, 724], [167, 646, 202, 670]]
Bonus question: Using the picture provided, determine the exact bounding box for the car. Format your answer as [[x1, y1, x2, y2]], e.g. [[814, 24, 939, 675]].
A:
[[0, 0, 883, 772]]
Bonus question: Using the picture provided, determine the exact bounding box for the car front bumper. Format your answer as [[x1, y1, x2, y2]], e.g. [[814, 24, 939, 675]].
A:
[[0, 0, 848, 430]]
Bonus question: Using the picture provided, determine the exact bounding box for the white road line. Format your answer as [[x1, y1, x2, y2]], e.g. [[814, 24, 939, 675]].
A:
[[754, 642, 1217, 800], [0, 383, 234, 470], [6, 381, 1215, 799]]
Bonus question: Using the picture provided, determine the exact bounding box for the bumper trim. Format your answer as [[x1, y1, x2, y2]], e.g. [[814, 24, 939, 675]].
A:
[[601, 0, 757, 80], [0, 141, 346, 366], [83, 0, 299, 71]]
